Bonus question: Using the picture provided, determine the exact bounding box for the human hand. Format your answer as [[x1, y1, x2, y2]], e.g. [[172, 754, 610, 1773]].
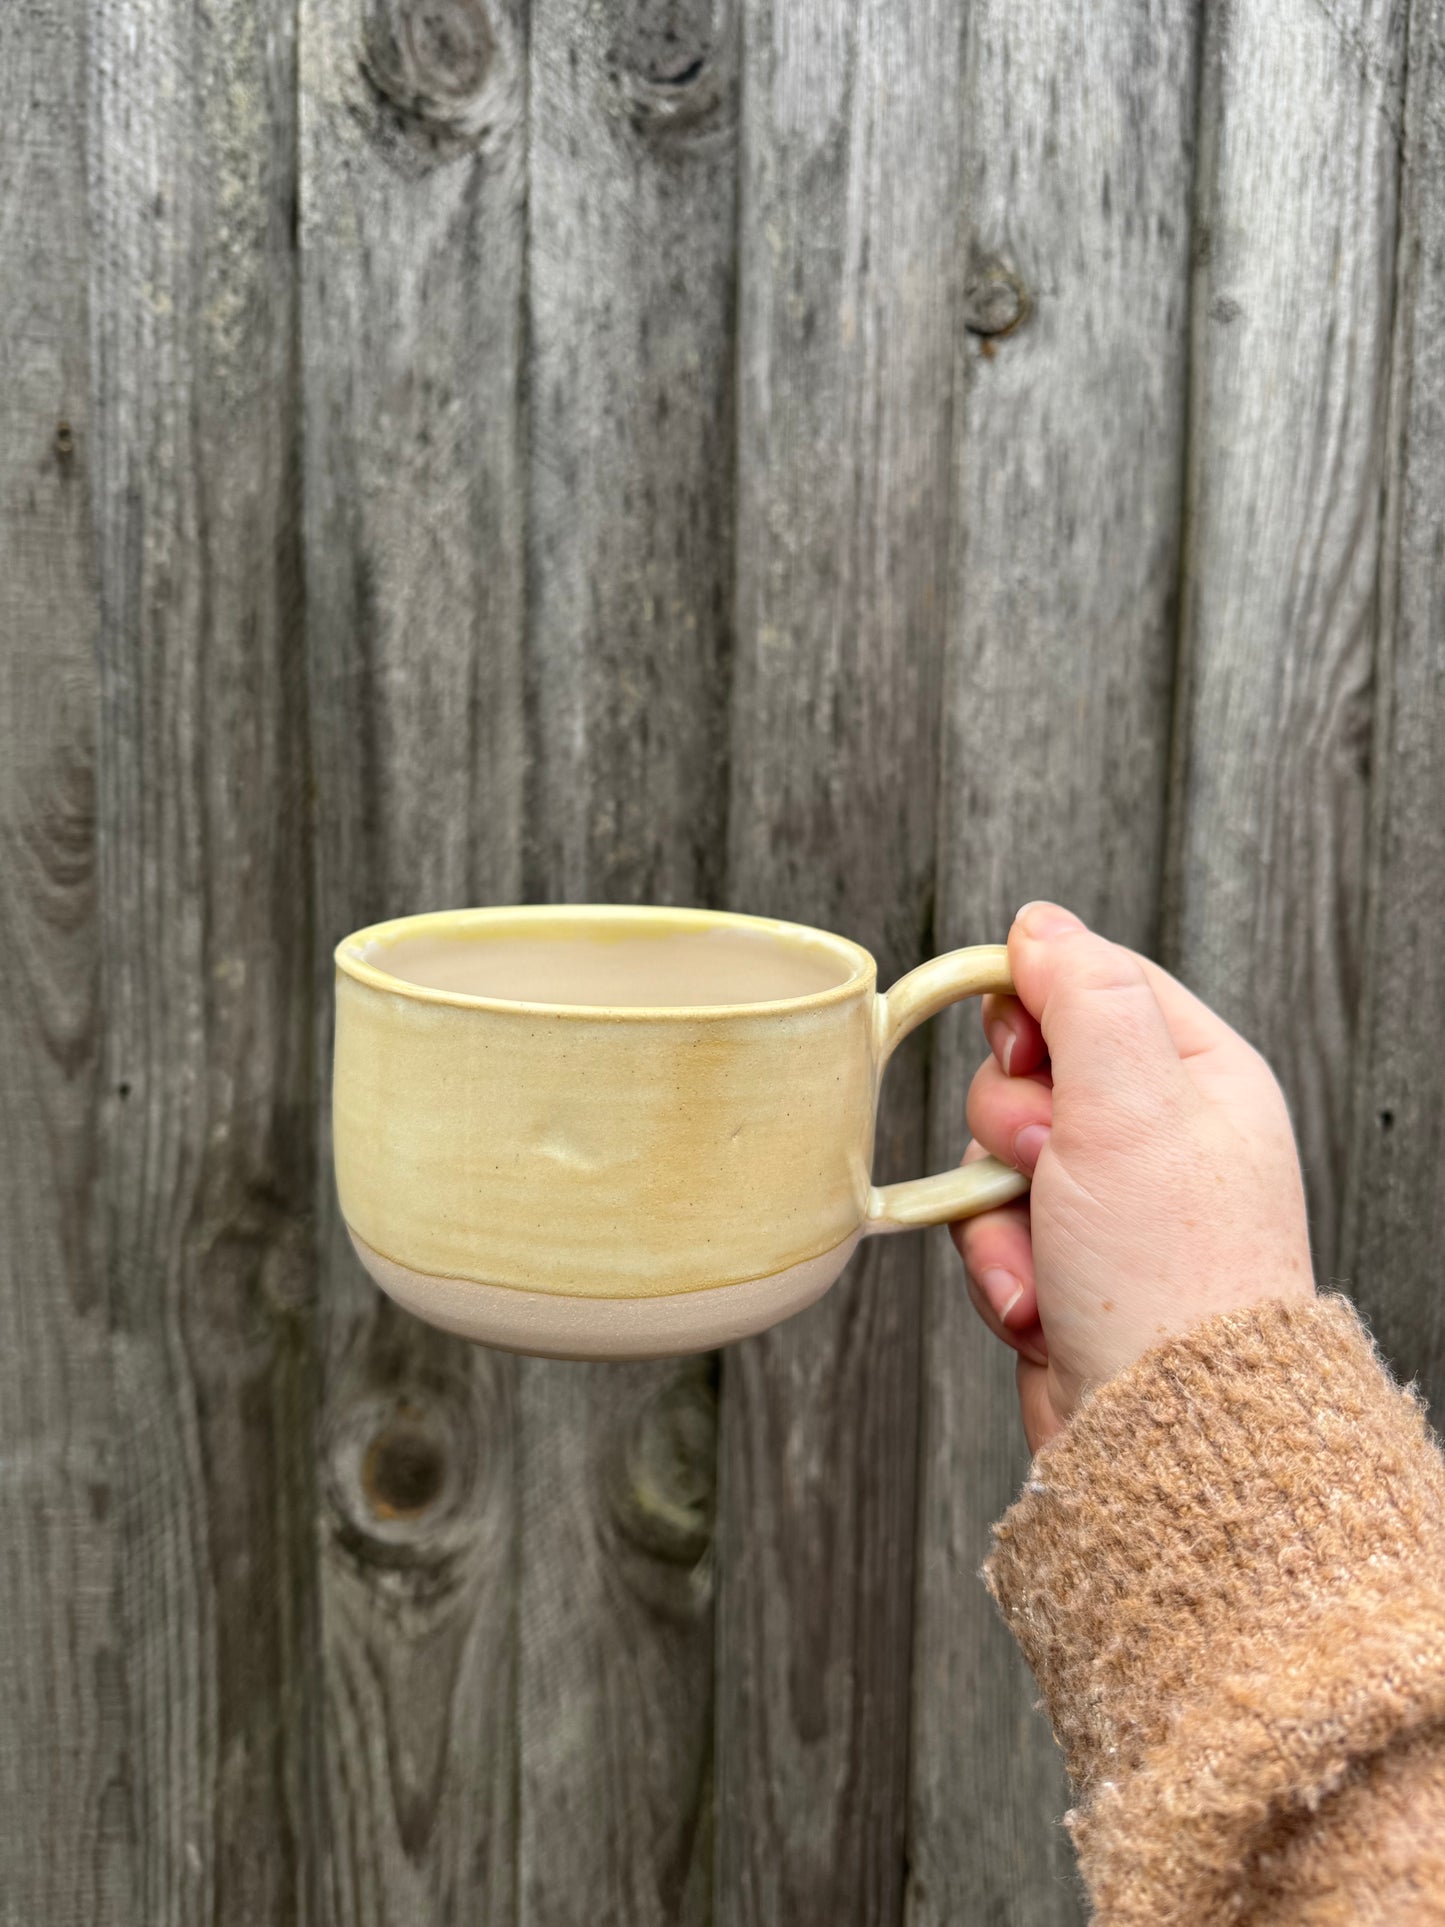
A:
[[953, 902, 1315, 1453]]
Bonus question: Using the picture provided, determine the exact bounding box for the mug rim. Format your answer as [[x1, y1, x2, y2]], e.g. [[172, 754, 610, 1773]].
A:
[[334, 903, 878, 1022]]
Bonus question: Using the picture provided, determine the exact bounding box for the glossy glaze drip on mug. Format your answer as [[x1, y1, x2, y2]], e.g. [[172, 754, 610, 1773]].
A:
[[368, 922, 849, 1008]]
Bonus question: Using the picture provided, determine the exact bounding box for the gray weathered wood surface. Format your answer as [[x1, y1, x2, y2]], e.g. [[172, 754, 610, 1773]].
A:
[[2, 6, 117, 1919], [300, 0, 526, 1915], [1166, 0, 1405, 1283], [909, 4, 1197, 1919], [716, 2, 962, 1918], [517, 3, 733, 1918], [3, 0, 1444, 1921], [1343, 0, 1445, 1408], [88, 0, 321, 1912]]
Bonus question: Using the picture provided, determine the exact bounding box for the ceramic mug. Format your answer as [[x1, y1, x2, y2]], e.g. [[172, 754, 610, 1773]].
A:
[[332, 904, 1029, 1359]]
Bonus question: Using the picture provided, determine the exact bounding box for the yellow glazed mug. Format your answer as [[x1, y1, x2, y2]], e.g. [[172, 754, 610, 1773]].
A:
[[333, 905, 1029, 1359]]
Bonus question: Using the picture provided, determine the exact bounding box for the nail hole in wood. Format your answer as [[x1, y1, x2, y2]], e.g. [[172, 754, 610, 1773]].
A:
[[962, 260, 1030, 341]]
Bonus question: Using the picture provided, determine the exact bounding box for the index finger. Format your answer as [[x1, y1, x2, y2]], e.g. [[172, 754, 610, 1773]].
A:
[[1004, 908, 1238, 1065]]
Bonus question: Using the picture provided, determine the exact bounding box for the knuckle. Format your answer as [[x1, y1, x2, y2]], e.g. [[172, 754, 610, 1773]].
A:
[[1048, 935, 1160, 1039], [1069, 931, 1148, 992]]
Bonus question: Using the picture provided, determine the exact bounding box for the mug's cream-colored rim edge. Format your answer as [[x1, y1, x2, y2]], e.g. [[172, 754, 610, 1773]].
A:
[[334, 903, 878, 1022]]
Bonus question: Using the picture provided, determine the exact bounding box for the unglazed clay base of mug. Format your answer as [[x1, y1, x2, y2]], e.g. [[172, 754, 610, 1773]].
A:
[[349, 1227, 862, 1361]]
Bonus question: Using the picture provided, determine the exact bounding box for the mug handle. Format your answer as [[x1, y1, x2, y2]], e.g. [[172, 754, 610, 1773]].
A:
[[865, 944, 1030, 1234]]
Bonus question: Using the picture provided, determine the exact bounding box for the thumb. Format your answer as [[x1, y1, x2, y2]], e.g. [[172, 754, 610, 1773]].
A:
[[1007, 902, 1186, 1103]]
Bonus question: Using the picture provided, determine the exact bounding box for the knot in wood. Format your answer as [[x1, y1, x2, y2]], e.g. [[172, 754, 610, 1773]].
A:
[[325, 1372, 502, 1573], [608, 1367, 716, 1565], [608, 0, 738, 134], [363, 1416, 447, 1519], [613, 0, 713, 85], [258, 1216, 316, 1316], [363, 0, 497, 132], [962, 259, 1029, 339]]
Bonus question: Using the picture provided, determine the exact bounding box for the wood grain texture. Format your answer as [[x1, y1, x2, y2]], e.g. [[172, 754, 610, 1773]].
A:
[[1165, 0, 1407, 1278], [526, 0, 738, 907], [300, 0, 527, 1917], [517, 1357, 719, 1926], [9, 0, 1445, 1916], [517, 3, 737, 1918], [0, 6, 124, 1921], [717, 4, 962, 1917], [83, 0, 321, 1919], [907, 7, 1197, 1921], [1342, 0, 1445, 1410]]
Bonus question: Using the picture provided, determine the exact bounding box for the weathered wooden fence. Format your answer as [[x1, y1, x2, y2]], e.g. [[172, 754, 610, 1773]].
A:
[[5, 0, 1443, 1920]]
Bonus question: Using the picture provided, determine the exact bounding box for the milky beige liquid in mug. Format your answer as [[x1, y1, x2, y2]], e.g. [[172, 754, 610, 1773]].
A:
[[332, 905, 1029, 1359]]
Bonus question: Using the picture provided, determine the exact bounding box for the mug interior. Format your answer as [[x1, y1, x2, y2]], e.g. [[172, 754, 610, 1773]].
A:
[[341, 907, 870, 1012]]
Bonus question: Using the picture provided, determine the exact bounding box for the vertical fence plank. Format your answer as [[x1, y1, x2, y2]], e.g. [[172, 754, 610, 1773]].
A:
[[300, 0, 528, 1918], [85, 0, 321, 1918], [517, 2, 738, 1920], [1166, 0, 1406, 1277], [1343, 1, 1445, 1408], [0, 5, 127, 1920], [526, 0, 737, 908], [908, 3, 1198, 1918], [717, 4, 961, 1918]]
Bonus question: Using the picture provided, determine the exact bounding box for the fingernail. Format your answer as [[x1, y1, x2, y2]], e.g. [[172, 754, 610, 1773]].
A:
[[988, 1016, 1016, 1075], [979, 1267, 1025, 1326], [1013, 1122, 1050, 1169], [1016, 901, 1083, 939]]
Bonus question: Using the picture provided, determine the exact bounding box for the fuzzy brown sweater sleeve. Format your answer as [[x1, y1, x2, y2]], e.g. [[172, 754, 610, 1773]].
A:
[[985, 1295, 1445, 1924]]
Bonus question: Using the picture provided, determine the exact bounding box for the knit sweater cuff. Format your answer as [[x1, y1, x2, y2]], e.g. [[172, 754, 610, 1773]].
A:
[[985, 1294, 1445, 1922]]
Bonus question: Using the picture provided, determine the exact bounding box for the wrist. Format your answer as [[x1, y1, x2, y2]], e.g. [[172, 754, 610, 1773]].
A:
[[993, 1295, 1445, 1786]]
